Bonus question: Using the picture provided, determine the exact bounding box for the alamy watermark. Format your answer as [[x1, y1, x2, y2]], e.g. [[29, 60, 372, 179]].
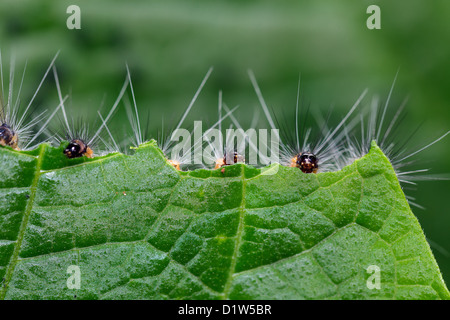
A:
[[367, 5, 381, 30], [366, 265, 381, 290], [67, 265, 81, 290], [66, 5, 81, 30], [169, 121, 280, 175]]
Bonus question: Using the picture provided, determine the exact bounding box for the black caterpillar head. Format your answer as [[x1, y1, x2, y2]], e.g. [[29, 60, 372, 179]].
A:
[[215, 150, 245, 169], [64, 139, 93, 158], [293, 152, 318, 173], [0, 123, 19, 150]]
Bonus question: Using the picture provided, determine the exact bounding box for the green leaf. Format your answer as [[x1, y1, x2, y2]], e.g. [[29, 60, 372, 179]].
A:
[[0, 140, 448, 300]]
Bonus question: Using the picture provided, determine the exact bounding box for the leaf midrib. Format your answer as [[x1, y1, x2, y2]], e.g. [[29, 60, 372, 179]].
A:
[[0, 144, 46, 299], [222, 165, 246, 299]]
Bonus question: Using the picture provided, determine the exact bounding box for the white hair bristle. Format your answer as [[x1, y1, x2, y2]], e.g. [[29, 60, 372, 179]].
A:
[[342, 75, 449, 209]]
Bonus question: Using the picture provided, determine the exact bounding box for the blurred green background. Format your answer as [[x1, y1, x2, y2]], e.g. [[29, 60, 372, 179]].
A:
[[1, 0, 449, 285]]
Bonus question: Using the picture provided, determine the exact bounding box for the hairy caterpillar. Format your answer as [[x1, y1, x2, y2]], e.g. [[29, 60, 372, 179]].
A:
[[123, 66, 239, 171], [201, 91, 247, 170], [248, 70, 368, 173], [51, 65, 129, 158], [0, 51, 60, 151], [342, 74, 450, 209]]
